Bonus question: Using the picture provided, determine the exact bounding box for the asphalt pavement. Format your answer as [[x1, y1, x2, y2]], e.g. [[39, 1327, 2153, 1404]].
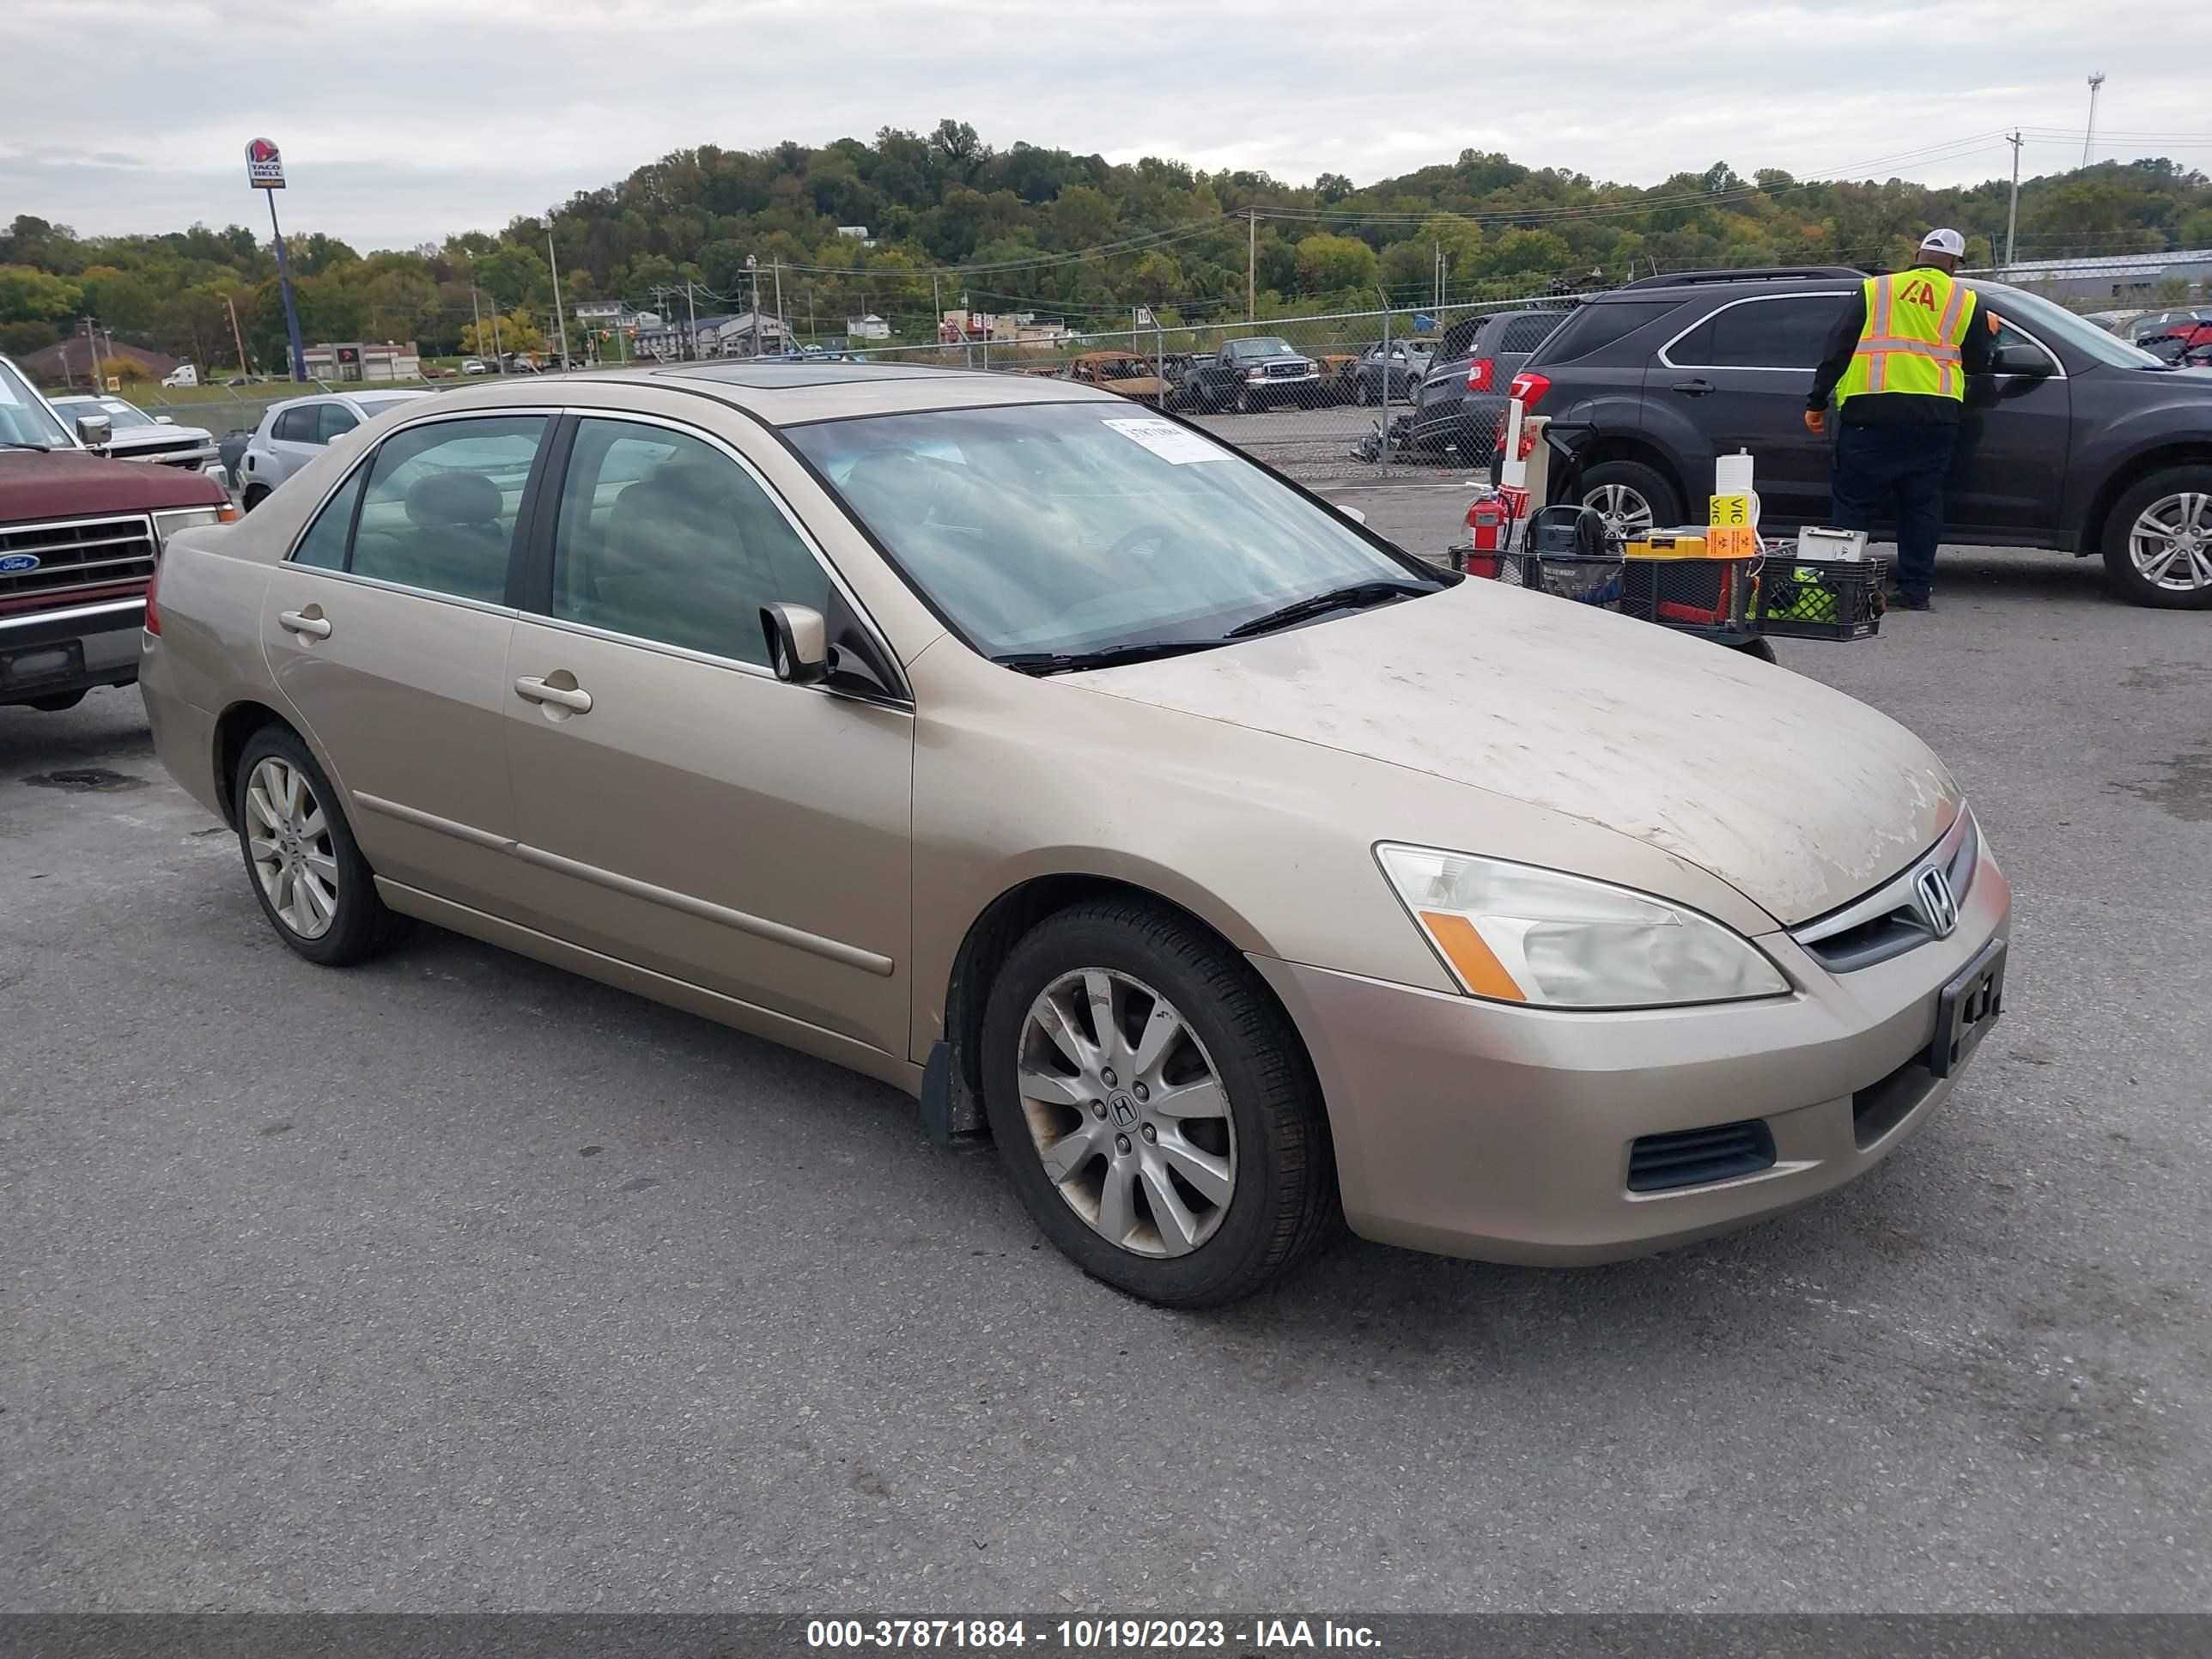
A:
[[3, 539, 2209, 1613]]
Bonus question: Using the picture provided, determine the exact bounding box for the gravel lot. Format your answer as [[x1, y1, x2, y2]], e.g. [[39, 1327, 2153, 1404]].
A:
[[3, 536, 2208, 1613]]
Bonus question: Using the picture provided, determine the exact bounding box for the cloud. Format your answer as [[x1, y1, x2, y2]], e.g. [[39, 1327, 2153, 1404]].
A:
[[9, 0, 2205, 248]]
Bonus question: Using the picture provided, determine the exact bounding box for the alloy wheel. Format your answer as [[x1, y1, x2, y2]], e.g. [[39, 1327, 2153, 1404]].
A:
[[245, 756, 338, 939], [1585, 483, 1656, 541], [2128, 491, 2212, 592], [1017, 968, 1237, 1259]]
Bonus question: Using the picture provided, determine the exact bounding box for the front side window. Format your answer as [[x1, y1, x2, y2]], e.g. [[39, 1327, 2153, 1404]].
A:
[[789, 402, 1440, 661], [1970, 283, 2161, 369], [549, 418, 827, 665], [348, 416, 546, 603], [317, 404, 360, 444]]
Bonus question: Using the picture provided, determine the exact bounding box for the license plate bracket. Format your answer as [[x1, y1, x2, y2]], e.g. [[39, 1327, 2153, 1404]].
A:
[[1929, 938, 2006, 1078], [0, 641, 82, 690]]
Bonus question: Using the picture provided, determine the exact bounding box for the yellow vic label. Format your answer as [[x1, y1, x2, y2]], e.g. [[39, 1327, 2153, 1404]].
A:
[[1709, 494, 1751, 527]]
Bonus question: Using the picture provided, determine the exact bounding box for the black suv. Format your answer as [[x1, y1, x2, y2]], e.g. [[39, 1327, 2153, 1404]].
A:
[[1410, 307, 1571, 458], [1522, 267, 2212, 608]]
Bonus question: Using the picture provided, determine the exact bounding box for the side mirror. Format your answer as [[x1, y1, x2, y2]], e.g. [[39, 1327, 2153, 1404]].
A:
[[76, 414, 112, 449], [1991, 342, 2051, 377], [155, 415, 176, 424], [1340, 506, 1368, 526], [762, 602, 829, 685]]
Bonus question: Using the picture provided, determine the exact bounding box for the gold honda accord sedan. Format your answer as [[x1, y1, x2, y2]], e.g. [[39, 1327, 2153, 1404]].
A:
[[140, 363, 2009, 1305]]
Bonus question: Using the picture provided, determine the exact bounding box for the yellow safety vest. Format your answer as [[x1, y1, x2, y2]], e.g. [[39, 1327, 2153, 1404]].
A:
[[1837, 268, 1978, 404]]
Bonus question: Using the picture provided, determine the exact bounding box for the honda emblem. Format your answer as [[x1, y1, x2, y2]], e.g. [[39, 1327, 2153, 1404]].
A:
[[1914, 866, 1959, 939]]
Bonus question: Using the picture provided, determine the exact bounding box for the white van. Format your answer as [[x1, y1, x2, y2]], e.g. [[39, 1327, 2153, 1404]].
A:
[[161, 364, 199, 388]]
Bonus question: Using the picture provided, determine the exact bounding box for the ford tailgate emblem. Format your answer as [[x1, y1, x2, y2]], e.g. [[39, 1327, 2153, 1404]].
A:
[[0, 553, 40, 574]]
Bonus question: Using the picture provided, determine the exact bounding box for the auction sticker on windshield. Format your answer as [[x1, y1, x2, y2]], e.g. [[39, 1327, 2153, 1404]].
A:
[[1102, 417, 1228, 465]]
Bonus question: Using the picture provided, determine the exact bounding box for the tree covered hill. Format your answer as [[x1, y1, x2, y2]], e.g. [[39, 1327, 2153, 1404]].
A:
[[5, 118, 2209, 375]]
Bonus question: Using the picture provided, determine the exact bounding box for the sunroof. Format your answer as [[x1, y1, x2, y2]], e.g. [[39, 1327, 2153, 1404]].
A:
[[654, 362, 963, 389]]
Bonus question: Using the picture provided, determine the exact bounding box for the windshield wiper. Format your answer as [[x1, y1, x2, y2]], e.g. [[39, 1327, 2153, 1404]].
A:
[[1, 441, 54, 453], [993, 639, 1226, 677], [1227, 578, 1438, 639]]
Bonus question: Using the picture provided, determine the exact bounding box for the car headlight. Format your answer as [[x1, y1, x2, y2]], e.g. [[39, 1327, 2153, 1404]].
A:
[[1247, 368, 1268, 382], [1376, 843, 1789, 1010], [152, 504, 240, 548]]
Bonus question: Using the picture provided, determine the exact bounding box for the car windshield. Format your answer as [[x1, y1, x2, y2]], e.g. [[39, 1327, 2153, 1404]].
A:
[[1972, 283, 2166, 369], [1225, 338, 1291, 360], [789, 401, 1439, 659], [0, 359, 73, 447], [55, 398, 158, 430]]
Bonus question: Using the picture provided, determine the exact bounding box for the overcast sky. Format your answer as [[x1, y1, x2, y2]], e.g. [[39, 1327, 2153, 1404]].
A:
[[11, 1, 2207, 252]]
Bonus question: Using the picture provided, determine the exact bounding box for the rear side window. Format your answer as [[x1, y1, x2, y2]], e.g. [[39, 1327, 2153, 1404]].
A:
[[1671, 295, 1852, 369], [1533, 301, 1685, 364], [1436, 319, 1484, 360], [289, 468, 365, 570], [1498, 314, 1565, 354], [273, 406, 316, 443], [347, 416, 547, 603]]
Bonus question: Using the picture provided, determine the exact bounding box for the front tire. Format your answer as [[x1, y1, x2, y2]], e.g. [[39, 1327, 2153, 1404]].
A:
[[2101, 467, 2212, 609], [980, 899, 1337, 1307], [234, 725, 402, 965], [241, 484, 271, 514]]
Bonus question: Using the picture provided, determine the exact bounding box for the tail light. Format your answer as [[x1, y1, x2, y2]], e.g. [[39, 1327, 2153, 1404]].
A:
[[1509, 370, 1551, 410], [1466, 356, 1495, 392], [143, 558, 161, 636]]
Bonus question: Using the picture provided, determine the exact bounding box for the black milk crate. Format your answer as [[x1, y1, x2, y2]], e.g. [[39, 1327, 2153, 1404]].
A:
[[1486, 550, 1626, 607], [1617, 556, 1759, 632], [1752, 555, 1888, 640]]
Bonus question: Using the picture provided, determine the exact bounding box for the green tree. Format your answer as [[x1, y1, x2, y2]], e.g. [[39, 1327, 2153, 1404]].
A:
[[1293, 233, 1378, 295], [0, 264, 81, 324]]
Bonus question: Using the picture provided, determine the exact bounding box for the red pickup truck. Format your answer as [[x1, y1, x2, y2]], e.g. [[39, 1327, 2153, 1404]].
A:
[[2, 354, 234, 713]]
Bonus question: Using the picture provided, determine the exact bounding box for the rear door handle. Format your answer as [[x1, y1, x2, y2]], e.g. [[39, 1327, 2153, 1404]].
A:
[[1674, 378, 1716, 397], [514, 675, 592, 713], [277, 609, 331, 638]]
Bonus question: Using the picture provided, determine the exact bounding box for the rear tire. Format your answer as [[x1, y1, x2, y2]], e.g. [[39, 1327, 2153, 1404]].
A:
[[980, 898, 1338, 1307], [1578, 459, 1682, 541], [234, 725, 403, 966], [2100, 466, 2212, 609]]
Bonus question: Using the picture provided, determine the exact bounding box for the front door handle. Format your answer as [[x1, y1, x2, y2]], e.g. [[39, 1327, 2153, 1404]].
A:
[[1674, 378, 1716, 397], [277, 607, 331, 639], [514, 675, 592, 714]]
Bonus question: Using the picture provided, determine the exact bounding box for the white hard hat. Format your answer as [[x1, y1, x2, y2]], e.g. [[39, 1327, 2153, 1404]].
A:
[[1919, 228, 1966, 258]]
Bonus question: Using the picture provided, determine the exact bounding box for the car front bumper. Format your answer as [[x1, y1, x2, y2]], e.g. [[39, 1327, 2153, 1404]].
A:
[[1250, 839, 2011, 1265], [0, 596, 145, 704]]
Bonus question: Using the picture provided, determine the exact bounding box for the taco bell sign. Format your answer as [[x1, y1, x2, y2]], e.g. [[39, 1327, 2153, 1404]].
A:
[[245, 137, 285, 189]]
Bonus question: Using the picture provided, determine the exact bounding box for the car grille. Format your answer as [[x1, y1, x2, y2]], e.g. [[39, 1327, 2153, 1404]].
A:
[[1792, 811, 1978, 973], [0, 514, 158, 605], [1263, 362, 1309, 380], [1627, 1119, 1777, 1193], [1850, 1054, 1942, 1150]]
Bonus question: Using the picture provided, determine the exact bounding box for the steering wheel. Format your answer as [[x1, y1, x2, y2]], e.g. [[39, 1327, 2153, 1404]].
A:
[[1105, 521, 1178, 562]]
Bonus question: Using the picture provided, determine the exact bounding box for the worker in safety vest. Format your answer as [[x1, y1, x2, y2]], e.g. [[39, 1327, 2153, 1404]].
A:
[[1806, 228, 1999, 611]]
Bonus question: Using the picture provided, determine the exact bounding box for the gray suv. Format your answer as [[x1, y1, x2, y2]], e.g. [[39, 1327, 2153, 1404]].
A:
[[1522, 267, 2212, 608]]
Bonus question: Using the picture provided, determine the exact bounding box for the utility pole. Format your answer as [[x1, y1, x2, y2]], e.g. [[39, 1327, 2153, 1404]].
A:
[[744, 258, 761, 356], [2004, 131, 2024, 272], [546, 227, 570, 368], [2083, 73, 2106, 169], [1247, 209, 1256, 324], [686, 278, 699, 361], [932, 272, 943, 346], [772, 259, 786, 355], [225, 292, 252, 377], [489, 305, 505, 374], [468, 274, 483, 360]]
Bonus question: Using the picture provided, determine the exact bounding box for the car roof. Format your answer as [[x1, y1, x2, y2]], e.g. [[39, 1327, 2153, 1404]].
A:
[[374, 362, 1117, 427]]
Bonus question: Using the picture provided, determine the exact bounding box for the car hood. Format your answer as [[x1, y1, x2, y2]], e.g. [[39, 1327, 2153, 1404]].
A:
[[0, 447, 229, 516], [1076, 580, 1957, 926], [104, 423, 216, 448]]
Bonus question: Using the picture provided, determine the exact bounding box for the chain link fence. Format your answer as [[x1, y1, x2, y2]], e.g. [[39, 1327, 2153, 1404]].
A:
[[858, 297, 1566, 485]]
